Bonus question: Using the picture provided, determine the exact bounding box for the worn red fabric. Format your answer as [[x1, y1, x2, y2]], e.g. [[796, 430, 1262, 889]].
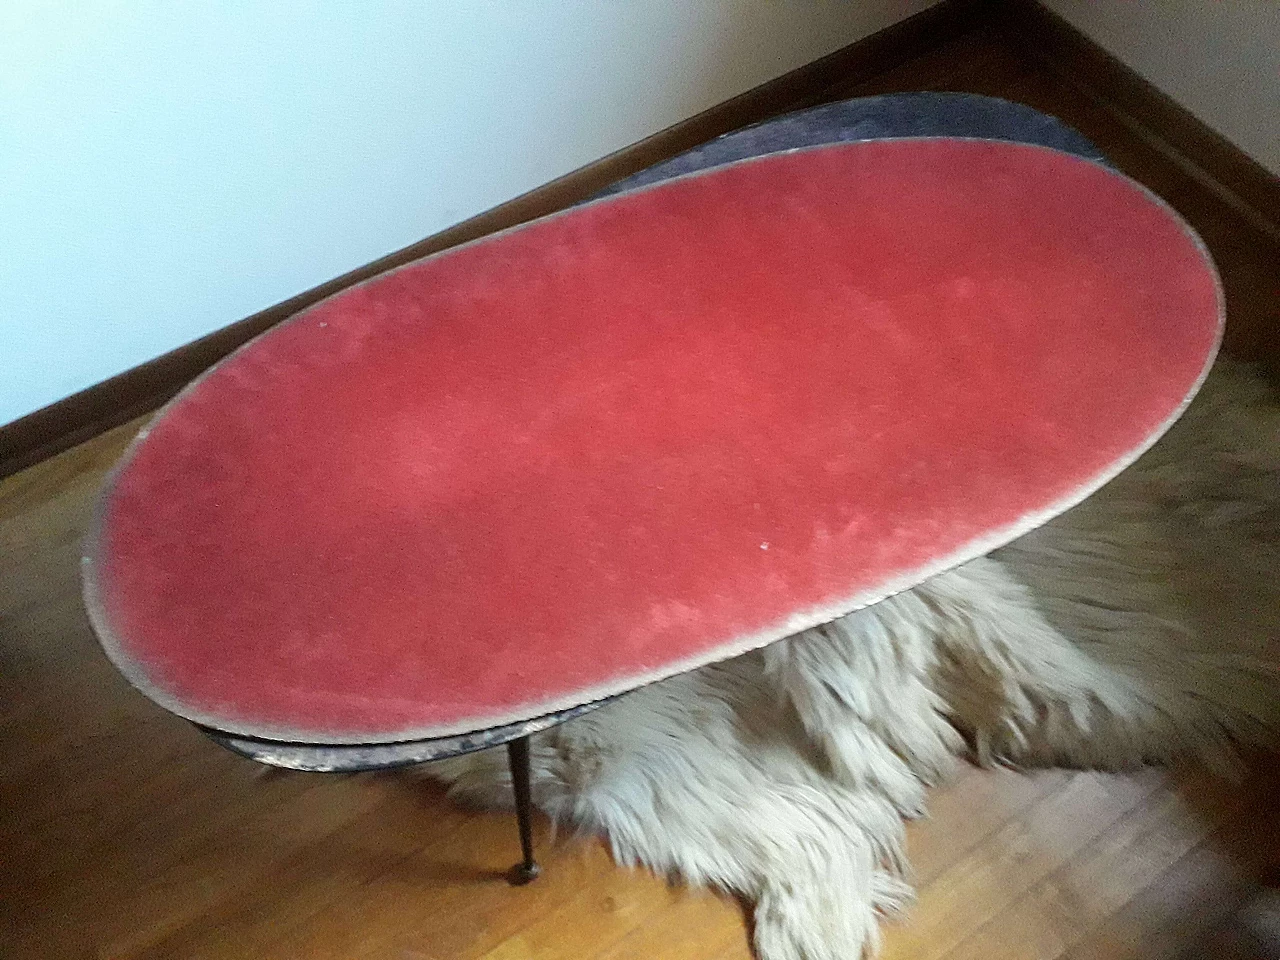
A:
[[86, 140, 1221, 742]]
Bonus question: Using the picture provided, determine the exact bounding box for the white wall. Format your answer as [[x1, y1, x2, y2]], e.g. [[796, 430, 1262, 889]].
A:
[[1042, 0, 1280, 177], [0, 0, 936, 426]]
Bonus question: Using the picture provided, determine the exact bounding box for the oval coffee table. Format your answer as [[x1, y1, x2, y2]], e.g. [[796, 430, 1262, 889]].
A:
[[82, 94, 1222, 883]]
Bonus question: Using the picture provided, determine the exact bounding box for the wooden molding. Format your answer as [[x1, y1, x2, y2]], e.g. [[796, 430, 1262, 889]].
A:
[[0, 0, 990, 479]]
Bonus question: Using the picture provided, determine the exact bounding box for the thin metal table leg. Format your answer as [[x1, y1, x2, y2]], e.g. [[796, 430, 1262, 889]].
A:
[[506, 735, 541, 884]]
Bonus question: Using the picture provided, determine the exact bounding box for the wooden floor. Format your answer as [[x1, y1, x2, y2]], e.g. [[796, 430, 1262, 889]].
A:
[[3, 24, 1278, 960]]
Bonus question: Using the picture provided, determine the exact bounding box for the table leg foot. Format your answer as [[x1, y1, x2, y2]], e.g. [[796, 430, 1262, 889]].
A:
[[506, 735, 540, 884], [507, 861, 542, 885]]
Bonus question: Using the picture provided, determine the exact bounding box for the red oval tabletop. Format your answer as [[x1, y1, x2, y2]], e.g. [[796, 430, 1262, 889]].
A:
[[84, 139, 1222, 744]]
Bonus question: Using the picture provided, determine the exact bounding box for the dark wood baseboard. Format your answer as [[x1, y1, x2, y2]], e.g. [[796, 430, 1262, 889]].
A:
[[0, 0, 990, 480], [994, 0, 1280, 242], [4, 0, 1277, 479]]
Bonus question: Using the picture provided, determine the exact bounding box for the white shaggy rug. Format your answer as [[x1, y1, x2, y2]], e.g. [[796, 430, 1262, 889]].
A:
[[427, 360, 1280, 960]]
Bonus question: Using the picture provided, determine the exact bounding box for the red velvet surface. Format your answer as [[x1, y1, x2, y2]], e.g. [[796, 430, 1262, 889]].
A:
[[88, 140, 1221, 742]]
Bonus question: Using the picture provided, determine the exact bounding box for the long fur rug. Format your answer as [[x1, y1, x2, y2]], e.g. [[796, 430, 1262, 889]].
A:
[[426, 359, 1280, 960]]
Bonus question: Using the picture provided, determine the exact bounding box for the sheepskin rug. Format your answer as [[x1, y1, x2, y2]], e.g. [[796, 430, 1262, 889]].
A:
[[426, 359, 1280, 960]]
